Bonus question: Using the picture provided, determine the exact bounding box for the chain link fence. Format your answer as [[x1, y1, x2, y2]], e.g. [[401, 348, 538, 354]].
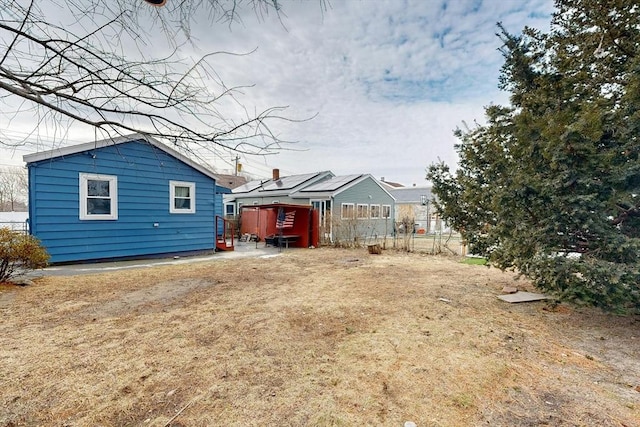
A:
[[0, 219, 29, 235]]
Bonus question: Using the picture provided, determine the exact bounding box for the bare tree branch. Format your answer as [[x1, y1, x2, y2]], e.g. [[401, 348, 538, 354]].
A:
[[0, 0, 305, 159], [0, 166, 27, 211]]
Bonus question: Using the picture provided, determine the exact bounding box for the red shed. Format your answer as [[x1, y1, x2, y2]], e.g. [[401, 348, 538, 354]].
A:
[[240, 203, 319, 248]]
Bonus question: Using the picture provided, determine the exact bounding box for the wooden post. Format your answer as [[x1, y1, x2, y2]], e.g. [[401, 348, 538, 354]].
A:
[[367, 243, 381, 254]]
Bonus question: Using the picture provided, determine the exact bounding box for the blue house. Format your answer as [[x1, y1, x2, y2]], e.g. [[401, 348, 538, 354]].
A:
[[23, 134, 228, 263]]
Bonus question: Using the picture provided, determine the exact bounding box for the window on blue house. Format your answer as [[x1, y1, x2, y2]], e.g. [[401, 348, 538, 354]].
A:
[[79, 173, 118, 220], [170, 181, 196, 213]]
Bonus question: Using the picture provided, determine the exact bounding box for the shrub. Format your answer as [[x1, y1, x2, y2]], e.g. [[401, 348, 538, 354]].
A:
[[0, 227, 50, 282]]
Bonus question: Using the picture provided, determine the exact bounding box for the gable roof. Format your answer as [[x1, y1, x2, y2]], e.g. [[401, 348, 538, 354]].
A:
[[232, 179, 265, 194], [388, 186, 434, 203], [293, 174, 394, 199], [212, 173, 248, 190], [380, 180, 405, 188], [298, 174, 363, 193], [23, 133, 218, 181], [230, 171, 334, 197], [260, 172, 328, 191]]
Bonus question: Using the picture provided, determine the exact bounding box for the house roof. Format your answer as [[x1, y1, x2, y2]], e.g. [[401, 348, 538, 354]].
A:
[[212, 174, 248, 190], [388, 186, 434, 203], [230, 171, 334, 198], [232, 179, 265, 194], [23, 133, 219, 181], [226, 172, 395, 202], [298, 174, 362, 192], [292, 174, 394, 200], [293, 174, 364, 198], [260, 172, 328, 191], [380, 180, 405, 188]]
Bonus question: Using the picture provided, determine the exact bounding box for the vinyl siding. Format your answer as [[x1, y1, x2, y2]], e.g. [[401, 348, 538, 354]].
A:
[[28, 140, 216, 263], [333, 176, 395, 237], [214, 185, 231, 219]]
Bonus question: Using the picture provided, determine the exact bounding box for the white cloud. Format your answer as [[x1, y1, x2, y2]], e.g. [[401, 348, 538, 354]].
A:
[[0, 0, 555, 185], [197, 0, 554, 185]]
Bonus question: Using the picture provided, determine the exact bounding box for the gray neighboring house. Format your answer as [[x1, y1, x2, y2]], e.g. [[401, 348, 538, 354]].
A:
[[388, 186, 449, 234], [224, 170, 396, 242], [223, 170, 334, 216], [292, 173, 395, 241]]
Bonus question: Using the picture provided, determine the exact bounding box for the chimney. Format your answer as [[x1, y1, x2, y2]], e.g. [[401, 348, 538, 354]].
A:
[[272, 168, 280, 181], [381, 177, 385, 182]]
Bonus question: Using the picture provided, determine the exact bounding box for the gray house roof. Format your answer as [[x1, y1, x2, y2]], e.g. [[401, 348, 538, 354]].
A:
[[380, 179, 405, 189], [388, 186, 434, 203], [293, 174, 394, 199], [292, 174, 362, 198], [260, 172, 328, 192], [213, 174, 248, 190], [228, 171, 334, 200], [226, 172, 396, 203], [23, 133, 219, 181], [232, 179, 264, 194]]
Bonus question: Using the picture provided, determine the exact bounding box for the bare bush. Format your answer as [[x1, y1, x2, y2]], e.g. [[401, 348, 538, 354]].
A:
[[393, 215, 415, 252], [0, 227, 49, 282]]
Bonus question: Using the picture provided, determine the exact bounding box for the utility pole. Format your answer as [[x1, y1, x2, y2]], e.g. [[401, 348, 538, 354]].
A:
[[233, 155, 240, 176]]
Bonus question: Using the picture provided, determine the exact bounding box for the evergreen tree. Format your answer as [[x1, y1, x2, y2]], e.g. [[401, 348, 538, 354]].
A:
[[428, 0, 640, 312]]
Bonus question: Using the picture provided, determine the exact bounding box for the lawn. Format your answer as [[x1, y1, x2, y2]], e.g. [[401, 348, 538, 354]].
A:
[[460, 257, 487, 265], [1, 248, 638, 426]]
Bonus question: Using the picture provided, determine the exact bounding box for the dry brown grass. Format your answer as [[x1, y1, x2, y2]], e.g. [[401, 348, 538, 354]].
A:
[[1, 248, 639, 427]]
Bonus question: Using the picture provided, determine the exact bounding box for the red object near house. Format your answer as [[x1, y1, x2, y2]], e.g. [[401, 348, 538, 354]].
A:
[[240, 203, 319, 248], [215, 215, 235, 251]]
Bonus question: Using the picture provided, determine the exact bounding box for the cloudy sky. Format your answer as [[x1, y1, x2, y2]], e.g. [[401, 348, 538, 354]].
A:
[[1, 0, 555, 186]]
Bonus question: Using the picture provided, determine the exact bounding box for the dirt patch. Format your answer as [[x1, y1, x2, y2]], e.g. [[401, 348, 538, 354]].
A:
[[0, 248, 638, 426], [83, 278, 219, 320]]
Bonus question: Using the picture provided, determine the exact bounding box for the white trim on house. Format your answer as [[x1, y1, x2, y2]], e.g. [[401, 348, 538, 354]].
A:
[[23, 133, 219, 181], [169, 180, 196, 214], [341, 203, 354, 219], [370, 204, 381, 219], [79, 173, 118, 220], [357, 203, 369, 219], [225, 203, 235, 217]]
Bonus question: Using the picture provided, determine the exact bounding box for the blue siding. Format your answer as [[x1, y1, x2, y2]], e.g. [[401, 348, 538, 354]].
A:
[[214, 185, 231, 237], [28, 140, 217, 263], [215, 185, 231, 219]]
